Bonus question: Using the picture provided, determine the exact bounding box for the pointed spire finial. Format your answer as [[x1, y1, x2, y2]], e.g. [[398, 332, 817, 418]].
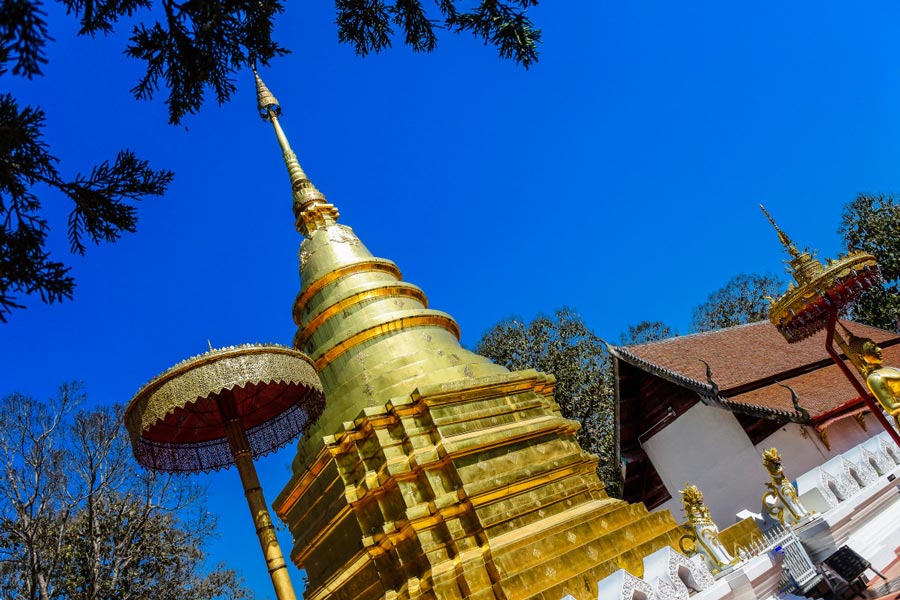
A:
[[254, 67, 281, 120], [760, 205, 801, 259], [253, 69, 338, 237]]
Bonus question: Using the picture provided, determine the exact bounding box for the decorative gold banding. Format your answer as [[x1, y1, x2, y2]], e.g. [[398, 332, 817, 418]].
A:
[[302, 549, 376, 600], [274, 445, 333, 520], [295, 260, 402, 315], [294, 284, 428, 344], [280, 469, 345, 540], [440, 416, 578, 460], [469, 462, 586, 508], [291, 503, 355, 565], [314, 314, 461, 371]]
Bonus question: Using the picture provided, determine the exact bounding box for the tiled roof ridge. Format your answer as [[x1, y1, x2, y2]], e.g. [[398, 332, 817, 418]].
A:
[[717, 395, 809, 423], [608, 344, 716, 397], [622, 319, 899, 353], [617, 321, 762, 349], [611, 343, 810, 423]]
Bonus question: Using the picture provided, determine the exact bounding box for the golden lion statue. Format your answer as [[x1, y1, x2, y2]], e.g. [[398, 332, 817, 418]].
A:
[[761, 447, 811, 525], [679, 484, 735, 571]]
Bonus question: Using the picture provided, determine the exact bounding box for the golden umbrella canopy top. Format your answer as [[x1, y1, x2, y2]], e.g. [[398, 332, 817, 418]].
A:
[[762, 206, 881, 343], [125, 344, 325, 473]]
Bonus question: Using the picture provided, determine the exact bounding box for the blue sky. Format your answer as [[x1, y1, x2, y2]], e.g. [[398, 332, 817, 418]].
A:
[[3, 1, 900, 597]]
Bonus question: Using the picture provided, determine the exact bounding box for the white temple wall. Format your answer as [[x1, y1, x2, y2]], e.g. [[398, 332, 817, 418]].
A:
[[755, 414, 881, 479], [642, 402, 770, 526]]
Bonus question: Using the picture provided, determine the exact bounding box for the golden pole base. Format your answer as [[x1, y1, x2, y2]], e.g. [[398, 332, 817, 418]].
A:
[[217, 391, 299, 600]]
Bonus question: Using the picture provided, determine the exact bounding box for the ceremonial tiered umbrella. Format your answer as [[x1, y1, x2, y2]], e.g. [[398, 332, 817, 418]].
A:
[[762, 206, 900, 447], [125, 344, 325, 600]]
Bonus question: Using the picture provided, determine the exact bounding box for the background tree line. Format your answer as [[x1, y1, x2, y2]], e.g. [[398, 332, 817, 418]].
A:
[[0, 383, 251, 600], [475, 193, 900, 496]]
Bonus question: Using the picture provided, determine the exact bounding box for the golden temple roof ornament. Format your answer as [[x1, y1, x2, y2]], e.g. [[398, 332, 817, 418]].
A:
[[761, 204, 801, 260], [254, 69, 338, 237], [762, 205, 880, 343]]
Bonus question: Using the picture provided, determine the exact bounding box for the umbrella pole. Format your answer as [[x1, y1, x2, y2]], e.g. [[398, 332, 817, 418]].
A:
[[217, 390, 298, 600]]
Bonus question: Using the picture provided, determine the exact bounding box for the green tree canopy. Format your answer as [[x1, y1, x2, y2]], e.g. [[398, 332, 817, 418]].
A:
[[0, 384, 251, 600], [474, 308, 620, 495], [690, 273, 783, 333], [619, 320, 676, 346], [840, 194, 900, 331], [1, 0, 541, 322]]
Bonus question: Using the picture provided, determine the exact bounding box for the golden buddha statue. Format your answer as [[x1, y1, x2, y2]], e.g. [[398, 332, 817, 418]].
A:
[[845, 330, 900, 420]]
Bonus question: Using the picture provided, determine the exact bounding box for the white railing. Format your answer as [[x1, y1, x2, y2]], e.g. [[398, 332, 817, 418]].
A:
[[761, 525, 819, 593]]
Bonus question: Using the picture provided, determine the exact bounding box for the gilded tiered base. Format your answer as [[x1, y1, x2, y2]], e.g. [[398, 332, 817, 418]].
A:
[[274, 369, 682, 600]]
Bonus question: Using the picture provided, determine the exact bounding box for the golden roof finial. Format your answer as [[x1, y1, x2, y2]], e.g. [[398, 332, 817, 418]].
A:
[[759, 204, 824, 288], [253, 68, 338, 237], [760, 204, 801, 259], [254, 68, 281, 120]]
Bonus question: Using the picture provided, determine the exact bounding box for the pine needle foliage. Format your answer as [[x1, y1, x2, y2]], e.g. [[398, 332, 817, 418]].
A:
[[1, 0, 541, 322]]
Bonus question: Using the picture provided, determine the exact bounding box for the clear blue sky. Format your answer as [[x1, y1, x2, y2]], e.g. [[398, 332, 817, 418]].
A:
[[3, 1, 900, 597]]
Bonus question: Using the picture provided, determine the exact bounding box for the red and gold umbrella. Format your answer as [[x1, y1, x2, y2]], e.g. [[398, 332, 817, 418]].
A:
[[762, 206, 899, 448], [125, 344, 324, 600], [763, 205, 880, 343]]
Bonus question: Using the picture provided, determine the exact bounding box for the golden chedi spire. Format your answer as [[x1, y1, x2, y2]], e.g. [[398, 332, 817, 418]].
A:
[[261, 73, 684, 600], [254, 69, 504, 438], [760, 204, 823, 285], [255, 69, 337, 236], [760, 204, 800, 260]]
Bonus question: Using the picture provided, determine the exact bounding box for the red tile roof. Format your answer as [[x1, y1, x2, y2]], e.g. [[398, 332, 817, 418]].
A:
[[613, 320, 900, 421], [726, 343, 900, 420]]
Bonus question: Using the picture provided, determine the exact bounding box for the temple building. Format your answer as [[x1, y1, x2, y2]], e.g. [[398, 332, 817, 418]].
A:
[[606, 319, 900, 599], [610, 320, 900, 526]]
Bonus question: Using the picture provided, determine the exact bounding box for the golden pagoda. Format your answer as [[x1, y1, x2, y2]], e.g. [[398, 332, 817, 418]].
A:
[[256, 72, 684, 600]]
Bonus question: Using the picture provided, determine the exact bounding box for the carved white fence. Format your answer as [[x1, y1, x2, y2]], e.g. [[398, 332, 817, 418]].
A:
[[762, 525, 818, 593]]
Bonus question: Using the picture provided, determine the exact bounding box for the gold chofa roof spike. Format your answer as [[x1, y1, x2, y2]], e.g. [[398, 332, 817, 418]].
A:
[[254, 69, 339, 236]]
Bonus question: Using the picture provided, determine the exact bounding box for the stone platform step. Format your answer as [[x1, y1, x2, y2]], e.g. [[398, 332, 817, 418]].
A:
[[488, 498, 683, 599]]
